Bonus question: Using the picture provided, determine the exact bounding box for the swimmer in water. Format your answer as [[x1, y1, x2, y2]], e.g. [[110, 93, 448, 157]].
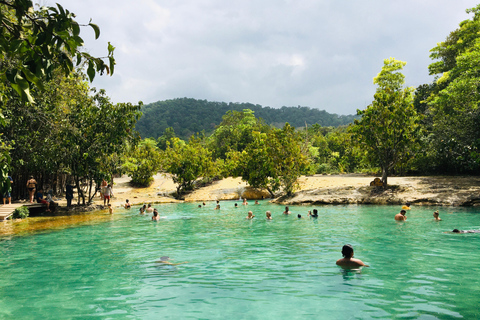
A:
[[266, 211, 272, 220], [283, 206, 291, 215], [309, 209, 318, 218], [246, 211, 255, 219], [254, 200, 259, 205], [124, 199, 131, 209], [394, 210, 407, 221], [433, 211, 442, 221], [451, 229, 480, 233], [108, 204, 113, 214], [156, 256, 188, 266], [402, 202, 411, 210], [146, 204, 154, 213], [336, 244, 369, 268], [152, 209, 160, 221]]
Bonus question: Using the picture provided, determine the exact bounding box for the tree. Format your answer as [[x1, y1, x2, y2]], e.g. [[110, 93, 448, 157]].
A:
[[425, 5, 480, 173], [208, 109, 269, 160], [351, 58, 421, 187], [0, 0, 115, 103], [163, 136, 216, 197], [123, 139, 162, 187], [229, 123, 310, 197]]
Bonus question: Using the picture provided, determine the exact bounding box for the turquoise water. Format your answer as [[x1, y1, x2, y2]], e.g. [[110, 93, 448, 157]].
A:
[[1, 202, 480, 319]]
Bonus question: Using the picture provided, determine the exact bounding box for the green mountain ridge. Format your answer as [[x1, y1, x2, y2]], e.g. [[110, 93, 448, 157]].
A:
[[135, 98, 358, 140]]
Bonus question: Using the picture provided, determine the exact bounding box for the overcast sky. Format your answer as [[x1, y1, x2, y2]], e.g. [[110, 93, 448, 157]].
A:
[[40, 0, 479, 115]]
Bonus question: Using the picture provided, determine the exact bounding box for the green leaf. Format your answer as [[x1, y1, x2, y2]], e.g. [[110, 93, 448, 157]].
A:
[[89, 23, 100, 39], [87, 61, 95, 82]]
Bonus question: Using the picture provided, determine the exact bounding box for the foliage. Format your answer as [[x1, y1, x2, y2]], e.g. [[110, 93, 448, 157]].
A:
[[163, 136, 216, 197], [424, 5, 480, 174], [208, 109, 270, 160], [12, 205, 28, 219], [156, 127, 176, 151], [123, 138, 161, 187], [2, 72, 141, 204], [0, 0, 115, 103], [351, 58, 421, 187], [229, 123, 310, 197], [136, 98, 358, 140]]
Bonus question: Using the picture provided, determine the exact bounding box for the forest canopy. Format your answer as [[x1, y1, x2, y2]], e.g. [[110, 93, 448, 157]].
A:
[[135, 98, 358, 140]]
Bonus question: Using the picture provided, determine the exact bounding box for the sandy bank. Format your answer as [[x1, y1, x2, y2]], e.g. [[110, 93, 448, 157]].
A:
[[103, 174, 480, 207]]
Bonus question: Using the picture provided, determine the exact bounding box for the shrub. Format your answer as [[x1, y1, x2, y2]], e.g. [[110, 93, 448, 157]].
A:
[[12, 206, 29, 219]]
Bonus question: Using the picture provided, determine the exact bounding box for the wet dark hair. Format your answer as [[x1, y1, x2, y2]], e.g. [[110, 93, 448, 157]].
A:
[[400, 210, 406, 214], [341, 244, 354, 258], [406, 202, 411, 206], [297, 214, 302, 218], [313, 209, 318, 215], [452, 229, 460, 233]]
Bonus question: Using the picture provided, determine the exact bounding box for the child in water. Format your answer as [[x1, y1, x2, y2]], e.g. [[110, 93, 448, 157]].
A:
[[246, 211, 255, 219], [266, 211, 272, 220], [108, 204, 113, 214]]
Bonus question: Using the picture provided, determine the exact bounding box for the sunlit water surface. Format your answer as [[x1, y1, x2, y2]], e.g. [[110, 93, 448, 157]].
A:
[[1, 202, 480, 319]]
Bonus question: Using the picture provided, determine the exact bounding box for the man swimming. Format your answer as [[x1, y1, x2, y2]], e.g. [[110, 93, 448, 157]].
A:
[[394, 210, 407, 221], [336, 244, 369, 268], [156, 256, 188, 266], [451, 229, 480, 233]]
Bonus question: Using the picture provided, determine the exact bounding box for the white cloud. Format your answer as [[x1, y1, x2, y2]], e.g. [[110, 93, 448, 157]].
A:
[[38, 0, 480, 114]]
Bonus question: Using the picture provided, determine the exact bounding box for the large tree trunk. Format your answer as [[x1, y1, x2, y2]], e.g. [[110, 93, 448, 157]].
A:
[[381, 167, 388, 188]]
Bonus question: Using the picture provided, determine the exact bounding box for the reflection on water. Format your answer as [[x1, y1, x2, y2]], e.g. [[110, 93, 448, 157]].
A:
[[0, 210, 119, 236]]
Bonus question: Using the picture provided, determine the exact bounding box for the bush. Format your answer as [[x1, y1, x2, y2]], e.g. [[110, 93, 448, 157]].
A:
[[12, 206, 29, 219]]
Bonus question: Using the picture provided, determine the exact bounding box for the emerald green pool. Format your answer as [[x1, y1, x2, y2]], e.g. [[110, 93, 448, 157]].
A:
[[1, 202, 480, 319]]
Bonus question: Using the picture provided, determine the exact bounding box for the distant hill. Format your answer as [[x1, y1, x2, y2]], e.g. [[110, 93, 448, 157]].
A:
[[135, 98, 358, 140]]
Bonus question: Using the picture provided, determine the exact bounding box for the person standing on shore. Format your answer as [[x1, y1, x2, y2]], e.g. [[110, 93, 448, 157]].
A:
[[26, 176, 37, 203], [66, 182, 74, 207], [103, 184, 113, 206], [3, 175, 13, 205]]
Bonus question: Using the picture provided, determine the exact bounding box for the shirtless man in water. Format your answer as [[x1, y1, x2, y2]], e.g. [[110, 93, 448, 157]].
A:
[[395, 210, 407, 221], [336, 244, 368, 268]]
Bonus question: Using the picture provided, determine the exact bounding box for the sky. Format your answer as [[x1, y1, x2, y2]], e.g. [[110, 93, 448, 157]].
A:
[[39, 0, 480, 115]]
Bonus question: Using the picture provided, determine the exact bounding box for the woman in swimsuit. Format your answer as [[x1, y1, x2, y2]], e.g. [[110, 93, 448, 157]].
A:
[[26, 176, 37, 203]]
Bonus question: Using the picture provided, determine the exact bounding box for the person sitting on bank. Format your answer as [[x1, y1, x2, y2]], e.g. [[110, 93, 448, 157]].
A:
[[336, 244, 369, 268], [433, 211, 442, 221], [402, 202, 411, 210], [36, 189, 51, 212], [124, 199, 131, 209], [395, 210, 407, 221]]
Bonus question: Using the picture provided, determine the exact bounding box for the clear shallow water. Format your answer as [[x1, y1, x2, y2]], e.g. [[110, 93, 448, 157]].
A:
[[1, 202, 480, 319]]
